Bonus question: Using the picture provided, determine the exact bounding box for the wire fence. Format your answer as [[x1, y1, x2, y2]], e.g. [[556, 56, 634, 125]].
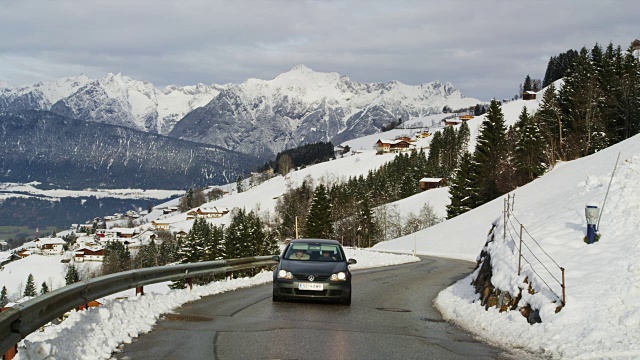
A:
[[503, 194, 565, 305]]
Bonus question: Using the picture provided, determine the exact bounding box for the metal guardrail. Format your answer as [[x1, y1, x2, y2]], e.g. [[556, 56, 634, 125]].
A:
[[0, 255, 277, 355]]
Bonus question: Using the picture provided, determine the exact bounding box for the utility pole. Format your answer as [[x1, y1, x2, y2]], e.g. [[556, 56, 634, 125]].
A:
[[295, 216, 298, 239]]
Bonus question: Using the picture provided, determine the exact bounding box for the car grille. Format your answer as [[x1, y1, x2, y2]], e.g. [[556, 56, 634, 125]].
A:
[[295, 290, 329, 296], [293, 274, 330, 282]]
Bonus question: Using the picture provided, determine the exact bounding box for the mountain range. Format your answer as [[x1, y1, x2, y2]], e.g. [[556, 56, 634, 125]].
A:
[[1, 65, 482, 159]]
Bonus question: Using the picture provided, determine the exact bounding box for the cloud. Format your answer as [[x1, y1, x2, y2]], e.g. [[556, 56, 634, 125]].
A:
[[0, 0, 638, 99]]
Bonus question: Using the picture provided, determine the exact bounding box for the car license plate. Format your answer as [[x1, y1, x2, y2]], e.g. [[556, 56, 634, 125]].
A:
[[298, 283, 323, 291]]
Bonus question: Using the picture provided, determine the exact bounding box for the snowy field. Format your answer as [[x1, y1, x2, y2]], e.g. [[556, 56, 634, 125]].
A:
[[0, 182, 183, 201]]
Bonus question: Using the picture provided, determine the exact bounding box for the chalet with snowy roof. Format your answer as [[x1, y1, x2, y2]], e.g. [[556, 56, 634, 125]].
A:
[[17, 250, 31, 258], [444, 119, 463, 126], [523, 91, 537, 100], [161, 207, 179, 215], [175, 230, 188, 240], [115, 228, 138, 238], [74, 247, 105, 262], [415, 131, 431, 139], [459, 115, 474, 121], [419, 177, 446, 190], [186, 207, 230, 220], [395, 136, 413, 143], [376, 139, 411, 154], [152, 220, 172, 230], [98, 228, 139, 239], [35, 237, 66, 255]]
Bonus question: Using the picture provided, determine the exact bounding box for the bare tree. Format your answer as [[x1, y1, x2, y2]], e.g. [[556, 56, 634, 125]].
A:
[[278, 154, 294, 177]]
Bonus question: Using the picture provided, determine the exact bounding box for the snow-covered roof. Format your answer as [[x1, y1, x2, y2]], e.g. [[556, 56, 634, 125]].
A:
[[37, 238, 66, 245], [188, 206, 229, 214], [377, 139, 409, 145], [419, 178, 444, 183]]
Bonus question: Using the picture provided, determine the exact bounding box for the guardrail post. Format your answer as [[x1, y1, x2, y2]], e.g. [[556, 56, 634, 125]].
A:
[[135, 286, 144, 296], [2, 344, 17, 360], [1, 307, 17, 360]]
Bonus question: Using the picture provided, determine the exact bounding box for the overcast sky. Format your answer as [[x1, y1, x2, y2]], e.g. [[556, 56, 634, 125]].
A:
[[0, 0, 638, 100]]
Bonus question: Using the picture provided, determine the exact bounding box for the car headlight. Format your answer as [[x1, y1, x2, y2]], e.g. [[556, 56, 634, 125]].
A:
[[277, 269, 293, 279], [330, 272, 347, 281]]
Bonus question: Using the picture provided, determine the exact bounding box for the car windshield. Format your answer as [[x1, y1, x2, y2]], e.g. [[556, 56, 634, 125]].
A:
[[284, 243, 344, 262]]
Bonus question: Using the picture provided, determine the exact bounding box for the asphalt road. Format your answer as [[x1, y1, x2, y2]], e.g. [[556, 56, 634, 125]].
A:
[[114, 256, 509, 360]]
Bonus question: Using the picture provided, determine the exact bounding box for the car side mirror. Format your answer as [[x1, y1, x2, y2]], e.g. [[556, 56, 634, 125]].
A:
[[348, 258, 357, 265], [271, 255, 280, 261]]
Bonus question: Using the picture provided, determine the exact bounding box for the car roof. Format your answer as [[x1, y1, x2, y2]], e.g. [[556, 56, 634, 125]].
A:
[[289, 238, 341, 245]]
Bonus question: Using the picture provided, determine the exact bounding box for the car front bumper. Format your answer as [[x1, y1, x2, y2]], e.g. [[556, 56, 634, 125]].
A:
[[273, 280, 351, 301]]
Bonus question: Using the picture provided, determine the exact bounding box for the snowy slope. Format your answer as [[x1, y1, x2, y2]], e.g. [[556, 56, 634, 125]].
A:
[[373, 117, 640, 356]]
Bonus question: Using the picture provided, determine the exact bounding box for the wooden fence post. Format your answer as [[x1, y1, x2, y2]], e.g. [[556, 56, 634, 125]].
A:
[[518, 224, 523, 276], [561, 267, 566, 305]]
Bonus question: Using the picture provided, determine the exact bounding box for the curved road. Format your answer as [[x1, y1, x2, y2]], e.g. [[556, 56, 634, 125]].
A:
[[114, 256, 508, 359]]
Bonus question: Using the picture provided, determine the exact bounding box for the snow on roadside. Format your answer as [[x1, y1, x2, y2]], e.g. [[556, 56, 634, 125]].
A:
[[15, 249, 417, 360]]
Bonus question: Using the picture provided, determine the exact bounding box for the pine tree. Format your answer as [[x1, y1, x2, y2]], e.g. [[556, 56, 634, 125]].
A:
[[356, 194, 377, 247], [558, 47, 603, 158], [426, 131, 443, 176], [514, 107, 547, 183], [102, 241, 131, 275], [24, 274, 37, 297], [616, 46, 640, 140], [225, 208, 253, 260], [523, 75, 533, 95], [305, 184, 333, 238], [473, 99, 508, 204], [0, 286, 8, 307], [65, 264, 80, 285], [40, 282, 49, 295], [204, 224, 226, 261], [178, 188, 196, 211], [535, 83, 564, 163], [178, 218, 209, 264], [236, 175, 244, 193], [446, 152, 477, 218]]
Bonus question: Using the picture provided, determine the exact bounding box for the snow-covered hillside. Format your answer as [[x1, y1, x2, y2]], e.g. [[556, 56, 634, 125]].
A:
[[373, 114, 640, 356]]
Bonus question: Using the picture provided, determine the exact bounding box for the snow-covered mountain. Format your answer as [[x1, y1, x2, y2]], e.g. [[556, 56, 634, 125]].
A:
[[0, 66, 482, 158], [0, 74, 225, 134], [170, 65, 481, 157], [0, 75, 91, 111]]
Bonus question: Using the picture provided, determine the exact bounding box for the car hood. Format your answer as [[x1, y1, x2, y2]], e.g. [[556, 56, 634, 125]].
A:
[[280, 259, 347, 275]]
